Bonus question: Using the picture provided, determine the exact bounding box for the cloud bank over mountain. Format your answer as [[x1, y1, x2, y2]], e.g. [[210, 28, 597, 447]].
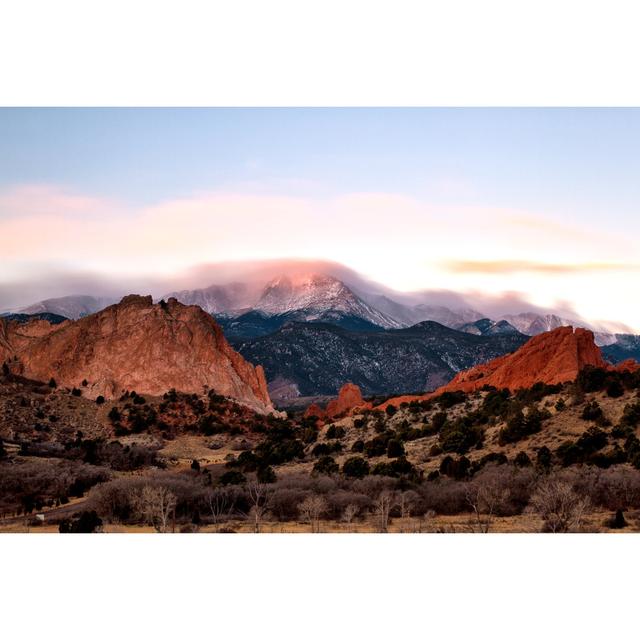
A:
[[1, 183, 638, 331]]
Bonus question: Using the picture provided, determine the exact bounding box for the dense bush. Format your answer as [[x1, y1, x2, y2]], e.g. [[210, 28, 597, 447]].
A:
[[364, 434, 392, 458], [59, 510, 103, 533], [556, 427, 609, 466], [386, 439, 405, 458], [437, 391, 466, 409], [439, 455, 471, 480], [581, 400, 604, 422], [313, 456, 339, 476], [514, 451, 532, 467], [439, 416, 484, 454], [371, 457, 419, 481], [498, 406, 547, 445], [342, 456, 370, 478], [325, 425, 345, 440], [536, 446, 552, 470]]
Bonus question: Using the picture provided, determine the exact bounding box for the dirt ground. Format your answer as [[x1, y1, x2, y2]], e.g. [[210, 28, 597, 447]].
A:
[[2, 509, 636, 534]]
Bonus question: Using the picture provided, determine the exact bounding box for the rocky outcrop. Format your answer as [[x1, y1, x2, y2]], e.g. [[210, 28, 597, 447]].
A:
[[303, 403, 325, 420], [0, 295, 274, 413], [379, 326, 639, 409], [325, 383, 372, 418], [304, 383, 372, 420], [438, 326, 607, 393]]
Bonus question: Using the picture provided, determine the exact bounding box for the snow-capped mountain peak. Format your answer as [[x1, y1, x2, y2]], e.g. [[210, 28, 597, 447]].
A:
[[254, 274, 401, 328]]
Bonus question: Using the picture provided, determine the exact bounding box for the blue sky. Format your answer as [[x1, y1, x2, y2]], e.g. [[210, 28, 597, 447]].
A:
[[1, 108, 639, 329], [1, 108, 639, 223]]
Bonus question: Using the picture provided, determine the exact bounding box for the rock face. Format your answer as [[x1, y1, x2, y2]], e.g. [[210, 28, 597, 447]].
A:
[[0, 295, 273, 413], [438, 326, 607, 393], [304, 383, 372, 420], [325, 383, 372, 418], [379, 326, 639, 409]]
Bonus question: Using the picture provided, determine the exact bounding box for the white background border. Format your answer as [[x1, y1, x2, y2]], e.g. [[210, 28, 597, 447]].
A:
[[2, 1, 640, 638]]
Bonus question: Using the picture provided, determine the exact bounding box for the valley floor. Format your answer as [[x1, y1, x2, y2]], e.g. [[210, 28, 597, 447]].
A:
[[2, 510, 637, 534]]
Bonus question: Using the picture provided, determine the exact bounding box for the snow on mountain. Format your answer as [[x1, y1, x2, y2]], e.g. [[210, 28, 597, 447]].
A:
[[253, 274, 401, 328], [457, 318, 520, 336], [498, 312, 573, 336], [161, 282, 254, 315], [20, 295, 116, 320], [361, 293, 484, 329], [412, 304, 484, 328]]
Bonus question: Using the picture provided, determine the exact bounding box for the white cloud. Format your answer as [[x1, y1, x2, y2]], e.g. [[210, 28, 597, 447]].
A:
[[1, 183, 639, 330]]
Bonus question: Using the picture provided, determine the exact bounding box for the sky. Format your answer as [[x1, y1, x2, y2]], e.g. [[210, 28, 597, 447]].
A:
[[1, 108, 639, 330]]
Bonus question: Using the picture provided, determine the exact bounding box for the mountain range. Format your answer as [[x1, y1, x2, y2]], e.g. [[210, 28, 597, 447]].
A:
[[233, 320, 529, 402], [4, 266, 639, 400]]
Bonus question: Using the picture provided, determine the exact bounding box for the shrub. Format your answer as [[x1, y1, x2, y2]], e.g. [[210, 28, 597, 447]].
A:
[[191, 459, 201, 471], [95, 395, 105, 405], [536, 446, 552, 470], [351, 440, 364, 453], [48, 378, 57, 388], [220, 470, 247, 486], [108, 407, 121, 423], [530, 477, 591, 532], [621, 402, 640, 428], [386, 439, 405, 458], [59, 510, 103, 533], [371, 457, 418, 480], [514, 451, 532, 467], [607, 379, 625, 398], [431, 411, 448, 431], [556, 427, 609, 467], [342, 456, 370, 478], [439, 417, 484, 454], [71, 387, 81, 397], [257, 466, 277, 484], [313, 456, 339, 476], [438, 391, 466, 409], [577, 366, 608, 393], [325, 425, 345, 440], [498, 407, 546, 445], [364, 434, 391, 458], [385, 405, 397, 417], [581, 400, 604, 422], [439, 455, 471, 480], [419, 478, 468, 514]]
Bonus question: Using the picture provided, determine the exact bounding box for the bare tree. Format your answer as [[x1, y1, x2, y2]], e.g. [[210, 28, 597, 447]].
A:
[[374, 491, 394, 533], [398, 490, 419, 533], [530, 478, 591, 532], [205, 486, 236, 531], [465, 473, 510, 533], [246, 481, 269, 533], [133, 485, 177, 533], [298, 495, 328, 533], [341, 503, 359, 532]]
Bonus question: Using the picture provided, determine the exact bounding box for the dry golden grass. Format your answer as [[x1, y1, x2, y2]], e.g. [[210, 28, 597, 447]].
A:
[[3, 509, 636, 533]]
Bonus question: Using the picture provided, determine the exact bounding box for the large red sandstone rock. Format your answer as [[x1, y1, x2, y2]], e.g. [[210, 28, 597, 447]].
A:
[[379, 326, 639, 409], [303, 383, 372, 421], [0, 295, 273, 414]]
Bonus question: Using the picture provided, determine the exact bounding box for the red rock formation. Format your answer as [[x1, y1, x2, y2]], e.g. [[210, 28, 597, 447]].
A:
[[303, 383, 372, 421], [303, 403, 325, 420], [0, 295, 273, 413], [324, 383, 372, 418], [614, 359, 640, 374], [379, 326, 638, 409]]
